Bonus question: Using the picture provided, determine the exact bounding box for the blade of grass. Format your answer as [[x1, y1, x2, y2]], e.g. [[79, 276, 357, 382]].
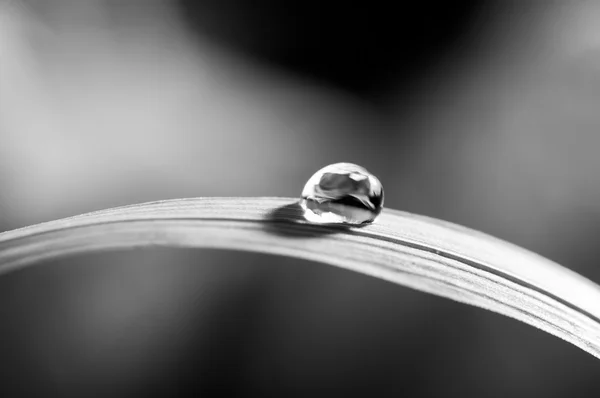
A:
[[1, 197, 599, 358]]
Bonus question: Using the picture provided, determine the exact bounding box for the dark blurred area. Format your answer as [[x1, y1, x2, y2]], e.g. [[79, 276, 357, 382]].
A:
[[1, 0, 600, 397], [178, 0, 481, 99]]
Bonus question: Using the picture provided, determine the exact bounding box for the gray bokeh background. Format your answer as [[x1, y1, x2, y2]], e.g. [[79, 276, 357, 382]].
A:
[[1, 1, 600, 396]]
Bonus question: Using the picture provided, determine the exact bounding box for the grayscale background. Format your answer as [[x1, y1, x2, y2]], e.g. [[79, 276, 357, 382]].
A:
[[1, 0, 599, 396]]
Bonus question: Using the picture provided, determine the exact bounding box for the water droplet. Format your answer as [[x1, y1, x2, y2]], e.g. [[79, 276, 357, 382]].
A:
[[300, 162, 384, 225]]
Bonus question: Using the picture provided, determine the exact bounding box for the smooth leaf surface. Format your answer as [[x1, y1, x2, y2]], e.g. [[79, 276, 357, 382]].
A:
[[1, 197, 599, 358]]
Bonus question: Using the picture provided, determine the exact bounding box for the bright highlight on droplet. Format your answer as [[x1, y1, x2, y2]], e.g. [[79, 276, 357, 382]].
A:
[[300, 162, 384, 225]]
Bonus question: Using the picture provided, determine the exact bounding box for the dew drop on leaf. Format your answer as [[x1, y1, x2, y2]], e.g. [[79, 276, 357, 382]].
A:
[[300, 162, 384, 225]]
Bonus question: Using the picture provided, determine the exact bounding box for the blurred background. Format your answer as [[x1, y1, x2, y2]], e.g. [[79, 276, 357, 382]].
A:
[[1, 0, 600, 396]]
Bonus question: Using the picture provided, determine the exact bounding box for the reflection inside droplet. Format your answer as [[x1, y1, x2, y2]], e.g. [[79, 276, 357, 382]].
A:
[[300, 163, 384, 225]]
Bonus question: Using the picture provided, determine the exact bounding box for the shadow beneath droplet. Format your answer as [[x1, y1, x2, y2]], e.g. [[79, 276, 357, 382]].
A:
[[264, 202, 347, 238]]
